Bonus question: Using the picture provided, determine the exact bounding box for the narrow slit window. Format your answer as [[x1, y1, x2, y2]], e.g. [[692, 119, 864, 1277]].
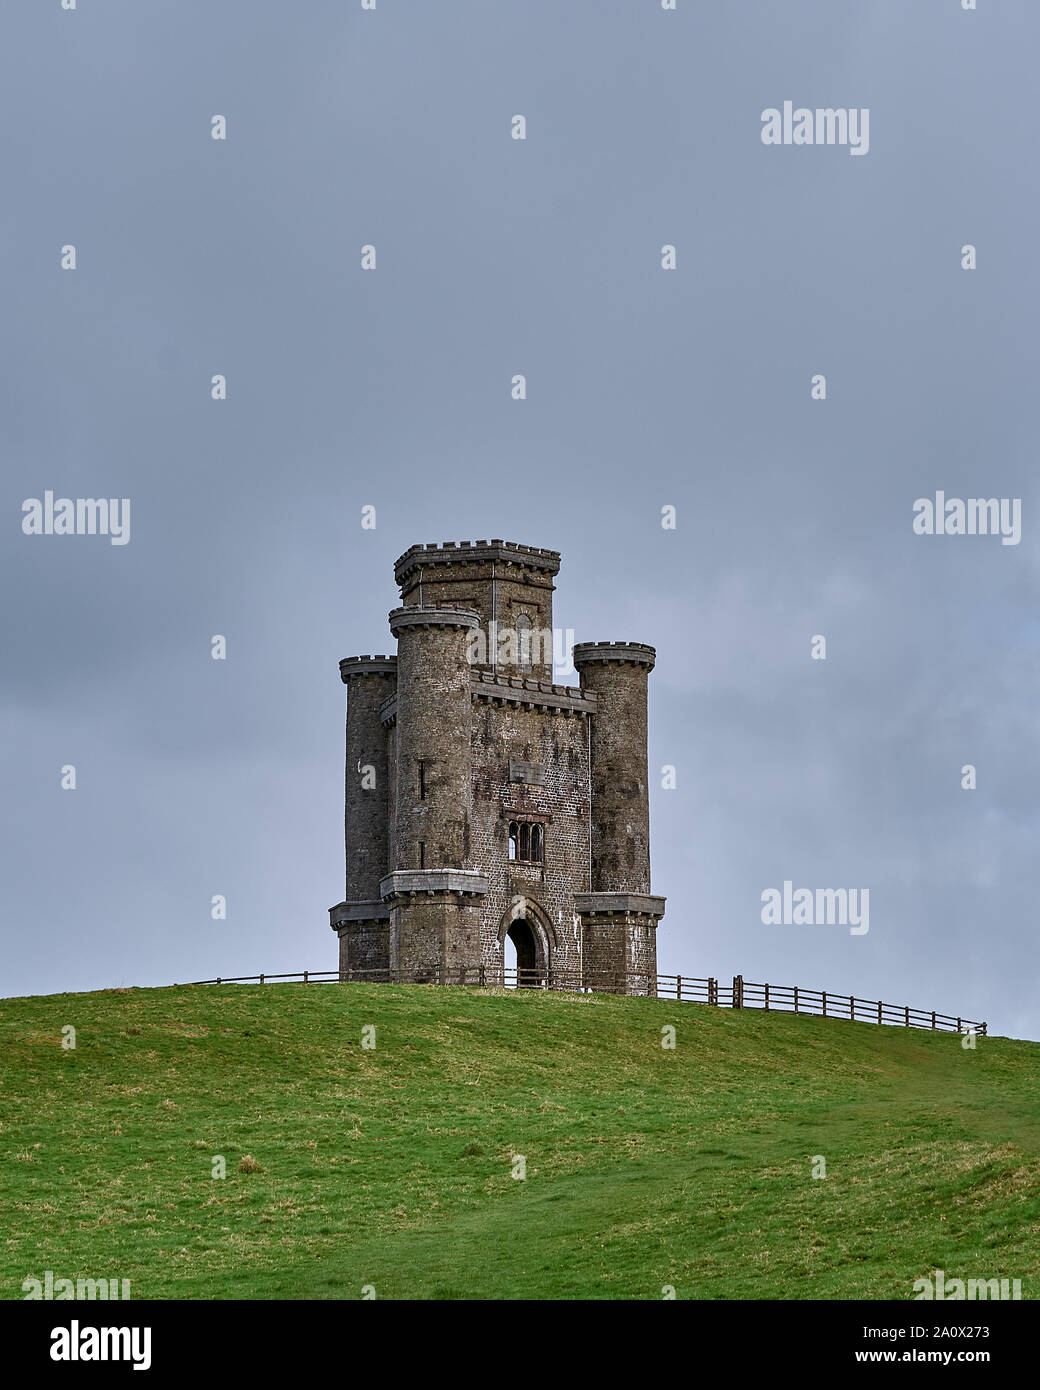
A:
[[419, 760, 426, 800], [516, 614, 533, 673], [508, 822, 518, 861]]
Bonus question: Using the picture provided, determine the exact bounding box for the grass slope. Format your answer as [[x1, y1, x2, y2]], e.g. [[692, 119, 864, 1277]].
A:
[[1, 983, 1037, 1300]]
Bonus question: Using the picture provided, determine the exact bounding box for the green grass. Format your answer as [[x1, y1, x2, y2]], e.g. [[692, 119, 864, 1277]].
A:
[[1, 983, 1037, 1300]]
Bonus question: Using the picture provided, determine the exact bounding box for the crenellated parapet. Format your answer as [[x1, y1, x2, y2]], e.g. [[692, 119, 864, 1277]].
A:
[[471, 671, 594, 712], [572, 640, 656, 669], [339, 654, 397, 681], [388, 604, 481, 634], [394, 540, 560, 587]]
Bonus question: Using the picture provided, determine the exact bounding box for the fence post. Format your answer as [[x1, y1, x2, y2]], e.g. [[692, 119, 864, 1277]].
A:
[[217, 977, 222, 985], [850, 995, 854, 1021], [793, 985, 798, 1013], [931, 1011, 936, 1030], [259, 973, 264, 985], [676, 974, 682, 1002], [764, 983, 769, 1011], [732, 975, 742, 1008], [956, 1017, 961, 1033], [822, 990, 827, 1017], [877, 1000, 882, 1024], [904, 1005, 909, 1027], [304, 970, 309, 983]]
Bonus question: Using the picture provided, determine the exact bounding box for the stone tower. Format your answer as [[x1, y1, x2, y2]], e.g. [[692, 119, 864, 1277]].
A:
[[329, 540, 665, 995]]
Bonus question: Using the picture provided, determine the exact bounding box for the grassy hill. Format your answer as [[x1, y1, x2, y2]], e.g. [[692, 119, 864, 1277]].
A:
[[1, 982, 1037, 1300]]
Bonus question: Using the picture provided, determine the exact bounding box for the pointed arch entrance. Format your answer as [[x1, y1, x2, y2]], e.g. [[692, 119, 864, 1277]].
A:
[[505, 917, 538, 984], [497, 896, 556, 988]]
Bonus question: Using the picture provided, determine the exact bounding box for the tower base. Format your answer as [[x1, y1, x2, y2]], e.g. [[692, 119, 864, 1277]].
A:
[[329, 901, 391, 980], [380, 869, 489, 984], [575, 892, 666, 996]]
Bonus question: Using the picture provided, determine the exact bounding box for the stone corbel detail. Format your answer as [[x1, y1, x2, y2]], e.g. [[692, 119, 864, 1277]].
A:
[[379, 869, 489, 901], [329, 900, 392, 931], [574, 893, 666, 919]]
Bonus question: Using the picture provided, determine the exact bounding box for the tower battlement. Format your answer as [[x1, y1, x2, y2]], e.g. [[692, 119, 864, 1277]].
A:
[[572, 641, 656, 668], [388, 605, 481, 632], [339, 655, 397, 681], [394, 539, 561, 585]]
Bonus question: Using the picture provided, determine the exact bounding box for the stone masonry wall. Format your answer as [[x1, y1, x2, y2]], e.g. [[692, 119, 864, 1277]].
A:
[[337, 921, 391, 978], [580, 912, 658, 995], [390, 896, 484, 981], [391, 613, 475, 871], [342, 666, 395, 902], [469, 698, 591, 976]]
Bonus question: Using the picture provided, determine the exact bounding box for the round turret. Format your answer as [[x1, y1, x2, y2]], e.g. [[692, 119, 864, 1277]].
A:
[[339, 655, 397, 903], [573, 642, 657, 894], [388, 607, 480, 870]]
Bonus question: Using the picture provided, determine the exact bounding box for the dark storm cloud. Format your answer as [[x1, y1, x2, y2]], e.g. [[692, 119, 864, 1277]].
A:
[[2, 1, 1036, 1037]]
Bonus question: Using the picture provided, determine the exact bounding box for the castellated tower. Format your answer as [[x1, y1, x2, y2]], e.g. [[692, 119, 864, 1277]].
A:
[[329, 540, 665, 995], [572, 643, 663, 995]]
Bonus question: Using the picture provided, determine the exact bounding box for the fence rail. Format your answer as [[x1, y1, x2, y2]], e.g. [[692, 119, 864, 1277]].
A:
[[178, 967, 986, 1036]]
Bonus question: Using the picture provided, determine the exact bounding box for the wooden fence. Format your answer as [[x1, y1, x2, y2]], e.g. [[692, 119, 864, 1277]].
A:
[[179, 966, 986, 1036]]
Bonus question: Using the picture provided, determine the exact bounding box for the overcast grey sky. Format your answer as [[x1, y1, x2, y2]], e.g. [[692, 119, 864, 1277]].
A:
[[3, 0, 1037, 1039]]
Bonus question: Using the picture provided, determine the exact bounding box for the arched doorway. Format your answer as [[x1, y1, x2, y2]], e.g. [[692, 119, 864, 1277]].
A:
[[498, 897, 555, 989], [505, 917, 538, 986]]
